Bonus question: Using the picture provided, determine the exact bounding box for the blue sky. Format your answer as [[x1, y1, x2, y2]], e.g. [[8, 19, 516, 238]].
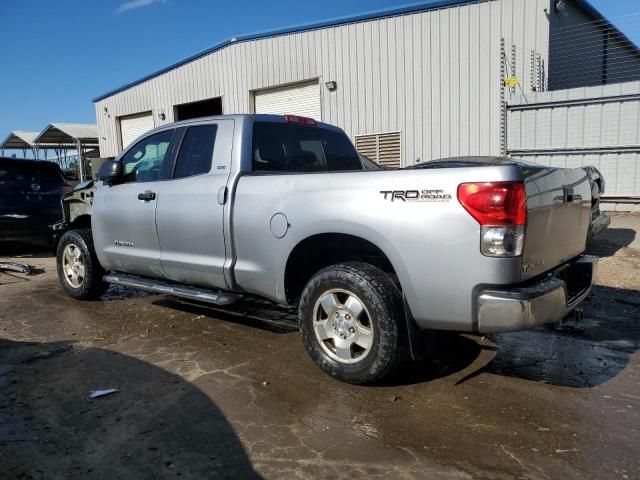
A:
[[0, 0, 638, 145]]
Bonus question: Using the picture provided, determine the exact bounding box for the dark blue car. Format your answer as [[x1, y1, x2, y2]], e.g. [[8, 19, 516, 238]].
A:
[[0, 157, 72, 242]]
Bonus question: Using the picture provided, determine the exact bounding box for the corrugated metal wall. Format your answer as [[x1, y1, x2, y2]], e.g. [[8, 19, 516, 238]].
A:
[[95, 0, 551, 163], [507, 81, 640, 208]]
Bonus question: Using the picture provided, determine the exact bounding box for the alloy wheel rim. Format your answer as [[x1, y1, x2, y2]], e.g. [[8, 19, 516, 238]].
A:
[[62, 244, 85, 288], [312, 288, 374, 364]]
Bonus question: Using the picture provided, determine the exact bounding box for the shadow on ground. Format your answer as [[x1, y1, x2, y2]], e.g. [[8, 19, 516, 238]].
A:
[[586, 227, 636, 257], [458, 284, 640, 388], [0, 240, 53, 259], [144, 284, 639, 389], [0, 338, 260, 479], [154, 296, 300, 333]]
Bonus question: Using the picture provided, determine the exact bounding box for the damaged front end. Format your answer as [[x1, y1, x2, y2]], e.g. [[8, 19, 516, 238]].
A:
[[51, 180, 96, 251]]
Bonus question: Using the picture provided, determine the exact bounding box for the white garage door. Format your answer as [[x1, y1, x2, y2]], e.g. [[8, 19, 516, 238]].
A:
[[119, 111, 155, 150], [254, 81, 321, 120]]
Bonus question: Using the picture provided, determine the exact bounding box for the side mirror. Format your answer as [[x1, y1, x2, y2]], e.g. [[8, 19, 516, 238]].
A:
[[96, 160, 123, 183]]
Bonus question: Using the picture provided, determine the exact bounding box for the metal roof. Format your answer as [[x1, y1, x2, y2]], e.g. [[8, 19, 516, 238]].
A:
[[93, 0, 488, 102], [0, 131, 42, 149], [34, 123, 99, 146], [92, 0, 639, 103]]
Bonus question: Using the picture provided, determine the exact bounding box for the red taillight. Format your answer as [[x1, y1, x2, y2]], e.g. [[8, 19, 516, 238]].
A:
[[457, 181, 526, 226], [284, 114, 316, 126]]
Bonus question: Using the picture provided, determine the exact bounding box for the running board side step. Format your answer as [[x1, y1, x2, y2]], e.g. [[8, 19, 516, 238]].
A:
[[103, 273, 242, 306]]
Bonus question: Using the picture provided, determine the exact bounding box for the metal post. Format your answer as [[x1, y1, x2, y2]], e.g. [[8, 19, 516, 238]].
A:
[[530, 50, 536, 92], [500, 38, 507, 156], [76, 138, 85, 182], [510, 44, 517, 95]]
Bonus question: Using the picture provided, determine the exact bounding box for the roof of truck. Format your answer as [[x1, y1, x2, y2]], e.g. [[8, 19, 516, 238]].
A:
[[152, 113, 341, 129]]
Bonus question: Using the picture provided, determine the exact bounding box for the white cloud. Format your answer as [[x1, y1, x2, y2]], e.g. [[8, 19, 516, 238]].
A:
[[116, 0, 167, 14]]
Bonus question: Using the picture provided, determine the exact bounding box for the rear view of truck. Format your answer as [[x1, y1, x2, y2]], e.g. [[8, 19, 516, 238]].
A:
[[450, 159, 597, 333]]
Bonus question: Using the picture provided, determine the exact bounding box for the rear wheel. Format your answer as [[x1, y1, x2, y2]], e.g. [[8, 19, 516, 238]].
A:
[[56, 229, 108, 300], [299, 262, 405, 384]]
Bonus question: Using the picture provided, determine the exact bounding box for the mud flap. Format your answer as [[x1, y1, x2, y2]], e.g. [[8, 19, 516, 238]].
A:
[[403, 294, 432, 361]]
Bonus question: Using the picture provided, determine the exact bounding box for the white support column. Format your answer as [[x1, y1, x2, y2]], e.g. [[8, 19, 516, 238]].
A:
[[76, 138, 85, 182]]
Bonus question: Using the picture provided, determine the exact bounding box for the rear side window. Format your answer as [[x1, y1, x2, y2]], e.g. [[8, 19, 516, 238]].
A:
[[174, 125, 218, 179], [252, 122, 362, 173], [318, 129, 362, 170]]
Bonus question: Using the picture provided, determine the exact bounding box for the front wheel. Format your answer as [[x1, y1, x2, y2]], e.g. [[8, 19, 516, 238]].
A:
[[56, 229, 108, 300], [299, 262, 406, 384]]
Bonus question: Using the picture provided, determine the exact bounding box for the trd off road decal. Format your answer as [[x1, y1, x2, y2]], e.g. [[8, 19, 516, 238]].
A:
[[380, 189, 452, 202]]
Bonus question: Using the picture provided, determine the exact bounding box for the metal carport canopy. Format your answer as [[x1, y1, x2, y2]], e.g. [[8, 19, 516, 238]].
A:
[[0, 131, 41, 150], [34, 123, 98, 147], [34, 123, 99, 181], [0, 130, 62, 159]]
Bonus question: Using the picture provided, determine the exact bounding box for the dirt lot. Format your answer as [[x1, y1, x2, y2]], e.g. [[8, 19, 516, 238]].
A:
[[1, 215, 639, 479]]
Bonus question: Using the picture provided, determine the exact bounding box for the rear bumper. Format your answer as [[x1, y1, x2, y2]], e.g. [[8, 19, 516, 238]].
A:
[[477, 255, 598, 333]]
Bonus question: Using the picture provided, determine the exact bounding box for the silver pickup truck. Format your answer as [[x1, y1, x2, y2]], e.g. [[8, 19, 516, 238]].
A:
[[54, 114, 606, 384]]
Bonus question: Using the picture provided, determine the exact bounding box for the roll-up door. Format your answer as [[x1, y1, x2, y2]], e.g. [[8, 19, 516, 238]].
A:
[[254, 81, 321, 120], [119, 111, 155, 150]]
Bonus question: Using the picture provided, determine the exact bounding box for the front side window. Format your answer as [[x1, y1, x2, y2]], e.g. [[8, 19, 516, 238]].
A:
[[252, 122, 363, 173], [121, 129, 174, 183], [173, 125, 217, 179]]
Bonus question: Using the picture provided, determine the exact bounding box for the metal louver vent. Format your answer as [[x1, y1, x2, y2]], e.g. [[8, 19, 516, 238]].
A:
[[355, 131, 401, 168]]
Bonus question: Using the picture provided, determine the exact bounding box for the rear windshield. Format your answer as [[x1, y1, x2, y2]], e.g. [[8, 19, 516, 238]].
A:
[[252, 122, 362, 173], [0, 161, 64, 183]]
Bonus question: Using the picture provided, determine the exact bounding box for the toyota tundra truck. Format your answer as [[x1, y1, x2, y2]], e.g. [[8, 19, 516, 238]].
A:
[[54, 114, 603, 384]]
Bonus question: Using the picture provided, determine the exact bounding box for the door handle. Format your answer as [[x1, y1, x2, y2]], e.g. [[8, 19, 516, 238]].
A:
[[138, 190, 156, 201]]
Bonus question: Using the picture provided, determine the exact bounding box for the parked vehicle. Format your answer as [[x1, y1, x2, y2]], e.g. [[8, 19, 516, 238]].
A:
[[54, 114, 601, 384], [0, 157, 72, 242]]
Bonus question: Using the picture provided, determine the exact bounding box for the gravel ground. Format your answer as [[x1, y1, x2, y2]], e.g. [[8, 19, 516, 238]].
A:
[[0, 215, 638, 479]]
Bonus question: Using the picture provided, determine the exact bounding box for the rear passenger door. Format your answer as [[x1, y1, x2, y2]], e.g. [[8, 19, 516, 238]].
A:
[[155, 120, 235, 289]]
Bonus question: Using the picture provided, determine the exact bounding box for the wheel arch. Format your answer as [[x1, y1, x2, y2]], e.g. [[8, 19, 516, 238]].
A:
[[70, 214, 92, 230], [283, 232, 406, 305]]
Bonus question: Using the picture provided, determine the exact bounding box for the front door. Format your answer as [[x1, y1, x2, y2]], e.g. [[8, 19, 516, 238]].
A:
[[92, 128, 177, 278], [155, 120, 234, 289]]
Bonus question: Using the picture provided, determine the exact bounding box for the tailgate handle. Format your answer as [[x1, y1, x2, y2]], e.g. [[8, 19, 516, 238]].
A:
[[138, 190, 156, 202], [563, 186, 574, 203]]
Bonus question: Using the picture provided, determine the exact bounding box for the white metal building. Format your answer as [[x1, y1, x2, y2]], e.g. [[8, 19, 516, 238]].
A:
[[93, 0, 640, 170]]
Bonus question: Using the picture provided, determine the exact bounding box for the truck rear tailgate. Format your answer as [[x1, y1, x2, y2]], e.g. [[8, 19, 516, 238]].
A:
[[520, 165, 592, 280]]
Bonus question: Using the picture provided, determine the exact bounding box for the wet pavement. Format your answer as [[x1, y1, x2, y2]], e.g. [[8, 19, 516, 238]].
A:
[[0, 215, 639, 479]]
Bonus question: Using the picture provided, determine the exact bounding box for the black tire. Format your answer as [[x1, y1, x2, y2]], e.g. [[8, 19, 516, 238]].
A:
[[56, 229, 108, 300], [298, 262, 406, 384]]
